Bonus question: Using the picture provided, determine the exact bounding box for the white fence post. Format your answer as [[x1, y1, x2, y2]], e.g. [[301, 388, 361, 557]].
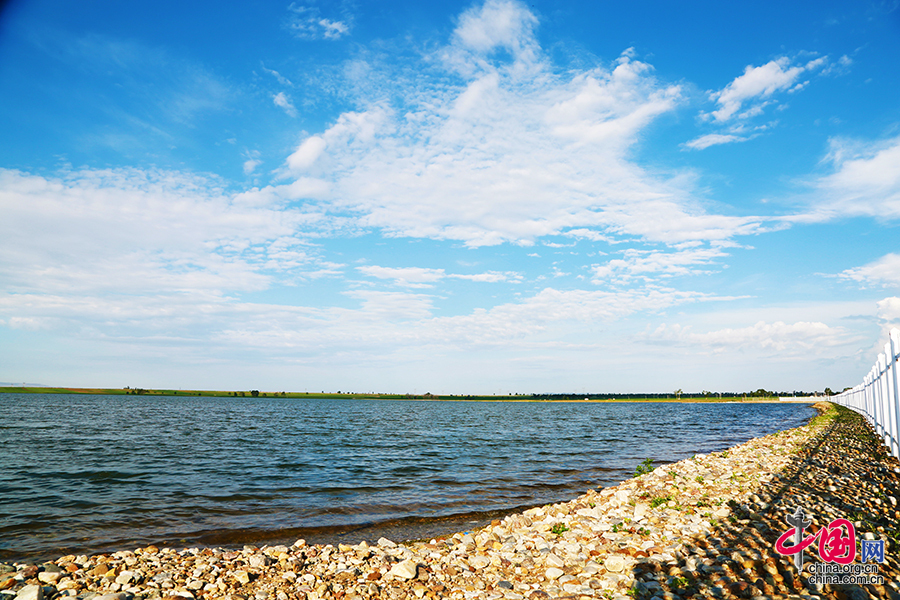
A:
[[892, 330, 900, 458], [879, 354, 892, 451], [868, 371, 875, 429], [873, 365, 883, 440], [830, 328, 900, 461]]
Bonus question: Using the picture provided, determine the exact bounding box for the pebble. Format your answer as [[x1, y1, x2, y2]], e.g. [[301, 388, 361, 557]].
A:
[[2, 402, 898, 600], [388, 560, 419, 580], [544, 567, 563, 580], [13, 585, 42, 600]]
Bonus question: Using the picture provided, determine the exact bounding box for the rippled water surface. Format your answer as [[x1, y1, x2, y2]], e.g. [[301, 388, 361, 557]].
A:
[[0, 394, 815, 561]]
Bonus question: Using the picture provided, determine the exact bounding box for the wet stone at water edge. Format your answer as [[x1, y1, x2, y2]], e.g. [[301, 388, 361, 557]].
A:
[[1, 403, 898, 599]]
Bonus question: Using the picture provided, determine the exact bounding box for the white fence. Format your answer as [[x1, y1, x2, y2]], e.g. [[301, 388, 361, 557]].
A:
[[830, 328, 900, 461]]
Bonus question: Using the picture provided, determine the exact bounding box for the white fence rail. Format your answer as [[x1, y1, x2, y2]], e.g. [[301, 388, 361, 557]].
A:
[[830, 328, 900, 461]]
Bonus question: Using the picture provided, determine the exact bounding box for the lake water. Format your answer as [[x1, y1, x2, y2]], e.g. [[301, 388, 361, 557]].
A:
[[0, 394, 815, 562]]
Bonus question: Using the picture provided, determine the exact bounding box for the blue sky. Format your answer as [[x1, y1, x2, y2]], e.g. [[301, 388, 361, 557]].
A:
[[1, 0, 899, 393]]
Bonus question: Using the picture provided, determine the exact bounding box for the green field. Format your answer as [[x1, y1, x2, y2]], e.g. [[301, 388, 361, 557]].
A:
[[0, 386, 801, 402]]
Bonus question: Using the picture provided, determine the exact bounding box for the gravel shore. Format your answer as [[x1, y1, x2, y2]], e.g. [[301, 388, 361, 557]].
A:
[[2, 402, 898, 600]]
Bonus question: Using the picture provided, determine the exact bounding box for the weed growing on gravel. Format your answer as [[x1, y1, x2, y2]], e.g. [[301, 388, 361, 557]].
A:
[[650, 495, 673, 508], [635, 458, 654, 477], [550, 523, 569, 536]]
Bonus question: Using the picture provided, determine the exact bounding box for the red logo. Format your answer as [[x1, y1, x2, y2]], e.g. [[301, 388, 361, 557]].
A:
[[776, 507, 856, 567]]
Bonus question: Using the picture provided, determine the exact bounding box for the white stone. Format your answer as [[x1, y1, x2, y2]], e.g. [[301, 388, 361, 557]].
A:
[[14, 585, 42, 600], [233, 571, 251, 585], [377, 537, 397, 548], [604, 555, 626, 573], [248, 555, 269, 568], [468, 556, 490, 570], [389, 560, 419, 580], [37, 572, 62, 584], [563, 583, 593, 595], [545, 553, 565, 568], [545, 567, 564, 580], [633, 503, 649, 519]]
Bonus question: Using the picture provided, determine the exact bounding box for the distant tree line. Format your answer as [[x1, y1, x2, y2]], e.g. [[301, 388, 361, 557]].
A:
[[527, 389, 827, 400]]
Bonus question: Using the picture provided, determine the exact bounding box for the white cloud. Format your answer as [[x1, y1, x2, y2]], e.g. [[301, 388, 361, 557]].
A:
[[456, 271, 521, 283], [0, 280, 715, 360], [284, 108, 388, 175], [709, 56, 827, 123], [646, 320, 851, 355], [791, 135, 900, 222], [0, 167, 330, 298], [357, 265, 521, 287], [261, 64, 293, 87], [231, 177, 330, 207], [448, 0, 540, 73], [318, 19, 349, 39], [208, 286, 716, 352], [286, 136, 328, 172], [591, 246, 728, 283], [286, 2, 351, 40], [342, 290, 435, 321], [273, 92, 298, 117], [683, 133, 749, 150], [243, 158, 262, 175], [242, 149, 262, 175], [357, 266, 446, 287], [279, 21, 766, 249], [839, 254, 900, 287], [562, 228, 614, 243], [877, 298, 900, 338]]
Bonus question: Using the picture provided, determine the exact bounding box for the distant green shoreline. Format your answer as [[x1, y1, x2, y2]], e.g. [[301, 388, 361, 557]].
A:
[[0, 386, 817, 403]]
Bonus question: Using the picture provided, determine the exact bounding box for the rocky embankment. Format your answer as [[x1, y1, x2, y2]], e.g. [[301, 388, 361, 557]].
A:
[[2, 403, 898, 600]]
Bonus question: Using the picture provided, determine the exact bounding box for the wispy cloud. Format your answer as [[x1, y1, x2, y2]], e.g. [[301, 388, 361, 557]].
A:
[[273, 92, 298, 117], [683, 133, 751, 151], [838, 253, 900, 287], [645, 320, 852, 355], [0, 167, 331, 298], [591, 246, 729, 283], [261, 64, 294, 87], [286, 1, 352, 41], [687, 55, 832, 150], [787, 134, 900, 222], [275, 1, 769, 250], [210, 286, 719, 353], [242, 149, 262, 175], [707, 56, 828, 123], [357, 265, 522, 288], [444, 0, 540, 76]]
